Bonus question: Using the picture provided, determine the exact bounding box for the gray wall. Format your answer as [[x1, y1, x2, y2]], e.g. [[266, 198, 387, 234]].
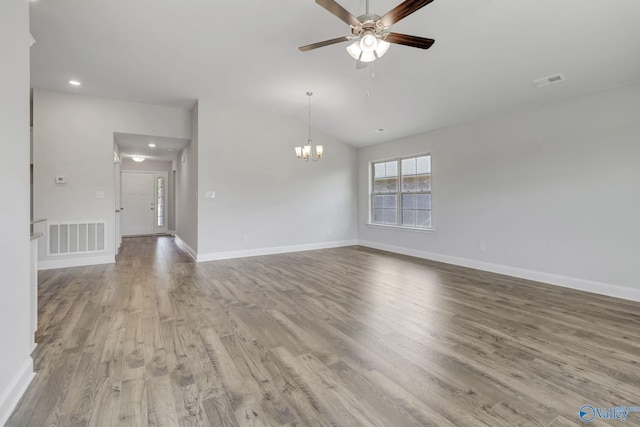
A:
[[358, 83, 640, 300], [0, 0, 32, 423], [196, 100, 358, 260], [33, 90, 191, 268], [174, 103, 199, 255]]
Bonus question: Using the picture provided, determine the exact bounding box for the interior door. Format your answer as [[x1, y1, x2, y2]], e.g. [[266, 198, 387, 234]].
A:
[[121, 172, 155, 236]]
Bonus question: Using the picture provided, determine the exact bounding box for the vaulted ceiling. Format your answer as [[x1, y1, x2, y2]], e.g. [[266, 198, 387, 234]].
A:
[[30, 0, 640, 146]]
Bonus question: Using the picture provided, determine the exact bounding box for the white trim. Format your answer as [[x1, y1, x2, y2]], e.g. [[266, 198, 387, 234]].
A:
[[197, 240, 358, 262], [38, 255, 115, 271], [357, 240, 640, 303], [174, 235, 197, 261], [0, 357, 34, 426]]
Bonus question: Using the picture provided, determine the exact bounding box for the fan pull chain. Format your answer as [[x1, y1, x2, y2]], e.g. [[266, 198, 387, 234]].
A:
[[366, 62, 375, 98]]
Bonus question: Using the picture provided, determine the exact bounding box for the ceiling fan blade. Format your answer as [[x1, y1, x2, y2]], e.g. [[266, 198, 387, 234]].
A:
[[299, 36, 352, 52], [379, 0, 434, 27], [384, 32, 435, 49], [315, 0, 361, 27]]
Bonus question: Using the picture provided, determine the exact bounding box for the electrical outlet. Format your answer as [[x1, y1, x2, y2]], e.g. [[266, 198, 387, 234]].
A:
[[479, 242, 487, 252], [327, 228, 332, 235], [242, 234, 248, 242]]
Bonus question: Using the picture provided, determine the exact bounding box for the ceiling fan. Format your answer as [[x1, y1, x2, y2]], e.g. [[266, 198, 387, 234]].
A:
[[299, 0, 435, 64]]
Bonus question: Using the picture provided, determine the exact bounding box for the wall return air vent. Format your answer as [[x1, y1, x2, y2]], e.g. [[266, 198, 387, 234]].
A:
[[532, 73, 566, 88]]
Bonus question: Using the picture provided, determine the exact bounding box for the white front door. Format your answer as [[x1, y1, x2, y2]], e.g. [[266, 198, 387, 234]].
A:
[[121, 172, 155, 236]]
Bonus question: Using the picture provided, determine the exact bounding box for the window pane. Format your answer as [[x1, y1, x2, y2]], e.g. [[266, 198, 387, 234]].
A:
[[373, 209, 385, 223], [402, 210, 416, 226], [416, 210, 431, 228], [402, 176, 416, 192], [385, 161, 397, 177], [401, 158, 416, 175], [156, 177, 165, 227], [373, 178, 386, 193], [374, 163, 385, 178], [417, 156, 430, 174], [402, 194, 416, 209], [385, 209, 397, 224], [371, 155, 432, 229], [385, 177, 397, 192], [416, 194, 431, 210], [417, 174, 431, 191], [384, 195, 397, 209]]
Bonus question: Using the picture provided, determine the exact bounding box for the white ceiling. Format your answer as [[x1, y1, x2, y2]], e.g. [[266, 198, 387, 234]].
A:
[[115, 133, 190, 162], [30, 0, 640, 147]]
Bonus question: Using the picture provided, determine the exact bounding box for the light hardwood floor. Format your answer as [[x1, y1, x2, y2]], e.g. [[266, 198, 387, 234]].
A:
[[6, 236, 640, 426]]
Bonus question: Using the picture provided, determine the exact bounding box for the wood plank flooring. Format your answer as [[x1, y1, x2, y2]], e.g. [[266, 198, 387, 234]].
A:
[[6, 236, 640, 426]]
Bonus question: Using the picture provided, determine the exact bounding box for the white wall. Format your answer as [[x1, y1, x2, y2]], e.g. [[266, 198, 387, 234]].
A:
[[33, 90, 191, 268], [196, 100, 358, 260], [174, 103, 199, 257], [358, 83, 640, 301], [0, 0, 34, 423]]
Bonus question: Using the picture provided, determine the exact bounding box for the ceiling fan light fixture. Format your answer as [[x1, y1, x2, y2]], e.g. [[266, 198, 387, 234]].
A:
[[361, 32, 377, 52], [346, 40, 362, 60], [359, 50, 377, 63], [346, 35, 389, 62], [375, 39, 390, 57]]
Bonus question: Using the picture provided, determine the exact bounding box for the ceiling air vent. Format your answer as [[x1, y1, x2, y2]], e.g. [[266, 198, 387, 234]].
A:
[[532, 73, 566, 88]]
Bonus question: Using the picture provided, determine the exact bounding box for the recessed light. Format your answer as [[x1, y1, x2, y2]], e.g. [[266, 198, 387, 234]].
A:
[[148, 143, 156, 147], [68, 80, 81, 86], [374, 128, 385, 133]]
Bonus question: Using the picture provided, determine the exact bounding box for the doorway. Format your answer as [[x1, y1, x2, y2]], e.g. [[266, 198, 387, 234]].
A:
[[121, 171, 168, 236]]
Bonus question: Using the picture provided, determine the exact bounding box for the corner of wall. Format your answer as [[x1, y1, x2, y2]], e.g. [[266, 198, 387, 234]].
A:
[[0, 357, 34, 427]]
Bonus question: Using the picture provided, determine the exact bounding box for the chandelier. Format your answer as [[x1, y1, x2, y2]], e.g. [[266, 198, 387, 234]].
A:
[[295, 92, 323, 161]]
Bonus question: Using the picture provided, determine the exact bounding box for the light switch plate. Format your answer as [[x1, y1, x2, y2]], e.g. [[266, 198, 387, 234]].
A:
[[205, 191, 216, 199], [96, 191, 105, 199]]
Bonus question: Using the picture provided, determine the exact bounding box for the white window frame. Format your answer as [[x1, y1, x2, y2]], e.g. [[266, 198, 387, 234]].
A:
[[369, 153, 432, 231]]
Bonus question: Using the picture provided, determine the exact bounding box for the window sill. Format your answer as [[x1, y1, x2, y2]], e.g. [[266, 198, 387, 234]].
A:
[[365, 223, 434, 233]]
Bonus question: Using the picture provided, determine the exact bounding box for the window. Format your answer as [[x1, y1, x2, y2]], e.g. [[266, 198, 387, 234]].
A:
[[371, 154, 431, 229], [156, 177, 165, 227]]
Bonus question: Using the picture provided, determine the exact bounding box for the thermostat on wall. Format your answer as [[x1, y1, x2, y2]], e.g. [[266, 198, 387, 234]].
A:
[[55, 176, 66, 184]]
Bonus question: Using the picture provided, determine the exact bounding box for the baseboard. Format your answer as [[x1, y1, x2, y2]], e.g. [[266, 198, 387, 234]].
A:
[[357, 240, 640, 303], [174, 235, 197, 261], [38, 255, 115, 271], [197, 240, 358, 262], [0, 357, 34, 426]]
